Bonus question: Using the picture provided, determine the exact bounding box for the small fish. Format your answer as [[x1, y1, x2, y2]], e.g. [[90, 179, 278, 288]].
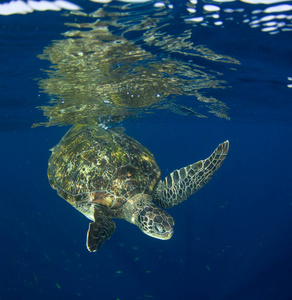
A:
[[134, 257, 140, 261], [44, 253, 51, 262], [116, 270, 122, 274], [56, 283, 61, 289], [206, 265, 210, 271], [33, 273, 38, 282]]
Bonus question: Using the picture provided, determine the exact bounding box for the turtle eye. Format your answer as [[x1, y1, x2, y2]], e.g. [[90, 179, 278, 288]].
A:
[[154, 224, 165, 233]]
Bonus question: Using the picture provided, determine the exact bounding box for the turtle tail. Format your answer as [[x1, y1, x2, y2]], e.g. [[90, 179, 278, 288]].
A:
[[152, 140, 229, 208]]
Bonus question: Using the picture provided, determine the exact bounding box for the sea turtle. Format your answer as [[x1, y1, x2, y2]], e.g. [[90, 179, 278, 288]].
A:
[[48, 125, 229, 252]]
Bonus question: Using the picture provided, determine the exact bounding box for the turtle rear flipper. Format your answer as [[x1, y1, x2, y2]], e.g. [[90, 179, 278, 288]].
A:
[[86, 208, 116, 252], [153, 140, 229, 208]]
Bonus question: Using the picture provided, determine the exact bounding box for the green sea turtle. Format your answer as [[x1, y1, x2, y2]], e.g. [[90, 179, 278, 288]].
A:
[[48, 125, 229, 252]]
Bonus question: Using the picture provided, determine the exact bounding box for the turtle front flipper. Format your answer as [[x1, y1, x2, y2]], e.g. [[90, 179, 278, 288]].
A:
[[86, 207, 116, 252], [153, 140, 229, 208]]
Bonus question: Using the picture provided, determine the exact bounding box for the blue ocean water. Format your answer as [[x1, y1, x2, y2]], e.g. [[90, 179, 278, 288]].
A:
[[1, 0, 292, 299]]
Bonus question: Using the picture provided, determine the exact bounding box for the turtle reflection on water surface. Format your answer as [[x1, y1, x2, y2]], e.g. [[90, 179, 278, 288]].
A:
[[48, 125, 229, 252]]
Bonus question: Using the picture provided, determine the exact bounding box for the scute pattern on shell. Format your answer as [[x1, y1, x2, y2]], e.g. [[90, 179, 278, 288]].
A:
[[48, 125, 161, 209]]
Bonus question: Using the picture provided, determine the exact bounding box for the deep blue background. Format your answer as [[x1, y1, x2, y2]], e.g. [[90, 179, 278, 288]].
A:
[[1, 1, 292, 299]]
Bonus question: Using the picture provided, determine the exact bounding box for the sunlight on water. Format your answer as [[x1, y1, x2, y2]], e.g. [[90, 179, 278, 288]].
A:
[[2, 0, 292, 36], [183, 0, 292, 35], [0, 0, 81, 15]]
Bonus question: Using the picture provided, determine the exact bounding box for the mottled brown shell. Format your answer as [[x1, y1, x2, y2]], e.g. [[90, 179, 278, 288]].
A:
[[48, 125, 161, 209]]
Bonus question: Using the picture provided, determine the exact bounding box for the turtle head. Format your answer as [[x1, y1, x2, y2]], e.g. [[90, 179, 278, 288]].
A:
[[136, 204, 174, 240]]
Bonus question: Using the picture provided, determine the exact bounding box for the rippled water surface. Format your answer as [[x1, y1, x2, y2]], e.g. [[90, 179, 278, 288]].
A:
[[1, 0, 292, 299]]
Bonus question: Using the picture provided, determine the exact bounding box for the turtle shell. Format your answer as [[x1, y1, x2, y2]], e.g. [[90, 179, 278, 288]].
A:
[[48, 125, 161, 209]]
